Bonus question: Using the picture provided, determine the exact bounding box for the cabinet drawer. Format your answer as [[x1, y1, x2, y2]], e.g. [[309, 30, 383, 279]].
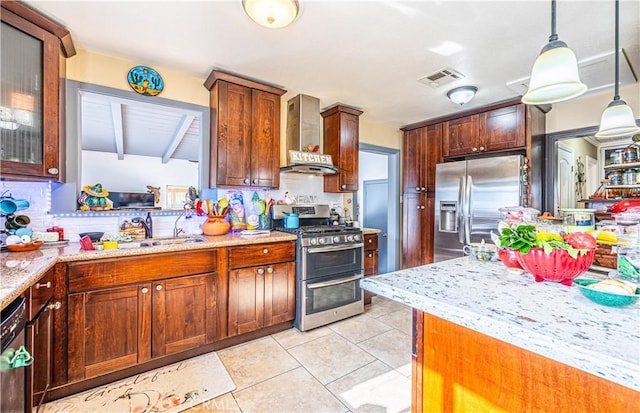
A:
[[27, 268, 54, 320], [68, 249, 218, 293], [364, 250, 378, 276], [228, 242, 295, 269], [364, 234, 378, 251]]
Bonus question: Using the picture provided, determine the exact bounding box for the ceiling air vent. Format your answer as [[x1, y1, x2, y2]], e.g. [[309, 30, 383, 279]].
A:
[[418, 67, 466, 88]]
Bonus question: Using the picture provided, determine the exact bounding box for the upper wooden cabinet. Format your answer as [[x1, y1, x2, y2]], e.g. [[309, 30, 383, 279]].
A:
[[321, 105, 363, 193], [442, 104, 525, 159], [403, 124, 442, 194], [205, 70, 286, 189], [0, 1, 75, 181]]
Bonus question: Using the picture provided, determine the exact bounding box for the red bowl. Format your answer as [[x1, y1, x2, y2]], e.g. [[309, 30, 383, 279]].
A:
[[516, 247, 596, 286], [498, 248, 523, 271]]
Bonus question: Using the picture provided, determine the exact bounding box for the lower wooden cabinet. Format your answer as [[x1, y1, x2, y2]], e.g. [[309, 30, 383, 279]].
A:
[[363, 233, 379, 305], [402, 194, 434, 268], [228, 261, 295, 336]]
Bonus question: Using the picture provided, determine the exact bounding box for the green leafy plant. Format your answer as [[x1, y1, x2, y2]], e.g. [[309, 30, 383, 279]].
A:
[[499, 224, 589, 259]]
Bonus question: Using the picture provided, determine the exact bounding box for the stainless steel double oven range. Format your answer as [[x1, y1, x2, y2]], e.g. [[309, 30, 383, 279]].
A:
[[273, 204, 364, 331]]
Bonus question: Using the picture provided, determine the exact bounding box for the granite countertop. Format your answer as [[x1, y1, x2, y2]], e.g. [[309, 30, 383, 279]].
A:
[[361, 227, 381, 235], [0, 231, 297, 311], [360, 257, 640, 392]]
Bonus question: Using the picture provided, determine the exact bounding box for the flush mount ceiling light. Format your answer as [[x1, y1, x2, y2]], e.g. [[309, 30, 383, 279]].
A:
[[447, 86, 478, 106], [522, 0, 587, 105], [243, 0, 299, 29], [595, 0, 640, 139]]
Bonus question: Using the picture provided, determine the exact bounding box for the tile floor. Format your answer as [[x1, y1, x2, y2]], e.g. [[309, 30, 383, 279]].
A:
[[185, 296, 413, 413]]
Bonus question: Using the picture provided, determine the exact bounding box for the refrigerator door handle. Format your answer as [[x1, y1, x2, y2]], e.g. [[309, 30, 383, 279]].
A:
[[457, 176, 465, 244], [465, 174, 472, 244]]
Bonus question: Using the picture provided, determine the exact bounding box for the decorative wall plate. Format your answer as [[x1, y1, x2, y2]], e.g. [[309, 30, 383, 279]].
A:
[[127, 66, 164, 96]]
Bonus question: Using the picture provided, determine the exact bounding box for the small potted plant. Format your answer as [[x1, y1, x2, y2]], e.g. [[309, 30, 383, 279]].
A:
[[499, 224, 597, 286]]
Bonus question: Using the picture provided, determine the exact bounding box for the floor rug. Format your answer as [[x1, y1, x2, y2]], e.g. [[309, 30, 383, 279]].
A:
[[41, 352, 236, 413]]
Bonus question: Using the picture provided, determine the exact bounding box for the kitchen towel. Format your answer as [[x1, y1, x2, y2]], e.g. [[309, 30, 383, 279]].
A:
[[41, 352, 236, 413]]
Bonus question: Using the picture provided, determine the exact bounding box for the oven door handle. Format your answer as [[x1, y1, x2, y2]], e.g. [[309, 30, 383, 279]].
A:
[[307, 243, 364, 253], [307, 273, 364, 289]]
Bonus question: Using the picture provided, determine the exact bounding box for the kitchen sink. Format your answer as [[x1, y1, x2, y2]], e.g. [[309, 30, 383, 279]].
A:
[[116, 236, 206, 249]]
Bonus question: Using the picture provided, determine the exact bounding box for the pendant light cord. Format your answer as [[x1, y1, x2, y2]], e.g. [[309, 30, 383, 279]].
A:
[[549, 0, 558, 42], [614, 0, 620, 101]]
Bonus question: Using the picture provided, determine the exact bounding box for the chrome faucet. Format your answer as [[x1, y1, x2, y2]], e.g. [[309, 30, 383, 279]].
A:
[[132, 217, 152, 239], [173, 211, 185, 238]]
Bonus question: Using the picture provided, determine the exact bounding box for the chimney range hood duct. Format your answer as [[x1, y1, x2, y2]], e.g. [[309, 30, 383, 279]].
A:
[[281, 94, 337, 175]]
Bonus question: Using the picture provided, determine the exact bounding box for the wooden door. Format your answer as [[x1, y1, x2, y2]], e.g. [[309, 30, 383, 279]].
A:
[[27, 305, 52, 409], [215, 81, 252, 187], [250, 90, 280, 188], [152, 275, 215, 358], [263, 262, 295, 326], [480, 104, 525, 152], [228, 267, 265, 336], [403, 128, 426, 193], [442, 115, 479, 158], [67, 284, 151, 381], [424, 124, 442, 193], [402, 193, 427, 269]]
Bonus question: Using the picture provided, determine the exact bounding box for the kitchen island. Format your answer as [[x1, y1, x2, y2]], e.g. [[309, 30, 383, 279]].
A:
[[361, 257, 640, 412]]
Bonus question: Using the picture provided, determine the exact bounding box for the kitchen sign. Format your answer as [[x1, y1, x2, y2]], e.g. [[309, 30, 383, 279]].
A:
[[288, 150, 334, 166]]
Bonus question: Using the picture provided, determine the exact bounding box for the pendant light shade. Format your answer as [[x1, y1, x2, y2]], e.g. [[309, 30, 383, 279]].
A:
[[595, 0, 640, 138], [522, 0, 587, 105], [243, 0, 299, 29]]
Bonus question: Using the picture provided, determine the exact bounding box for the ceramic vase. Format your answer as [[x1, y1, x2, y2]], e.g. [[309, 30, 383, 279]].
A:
[[202, 216, 230, 236]]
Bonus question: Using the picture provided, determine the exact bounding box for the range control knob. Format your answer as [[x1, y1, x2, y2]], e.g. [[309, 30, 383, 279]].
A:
[[318, 238, 326, 245], [353, 234, 361, 241], [333, 236, 341, 243], [347, 235, 354, 242], [310, 238, 317, 245]]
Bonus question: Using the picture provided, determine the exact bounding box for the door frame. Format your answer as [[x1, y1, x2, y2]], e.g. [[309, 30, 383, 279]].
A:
[[357, 143, 400, 273]]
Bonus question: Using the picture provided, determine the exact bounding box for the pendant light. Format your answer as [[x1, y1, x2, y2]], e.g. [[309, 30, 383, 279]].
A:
[[243, 0, 299, 29], [595, 0, 640, 138], [522, 0, 587, 105]]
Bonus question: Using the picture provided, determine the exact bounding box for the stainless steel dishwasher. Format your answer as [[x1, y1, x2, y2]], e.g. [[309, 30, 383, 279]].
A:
[[1, 296, 31, 413]]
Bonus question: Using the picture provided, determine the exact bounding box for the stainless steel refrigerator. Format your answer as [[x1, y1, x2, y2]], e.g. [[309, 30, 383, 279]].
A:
[[434, 155, 525, 262]]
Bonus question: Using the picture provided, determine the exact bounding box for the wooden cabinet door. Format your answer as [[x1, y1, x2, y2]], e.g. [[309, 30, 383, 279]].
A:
[[323, 106, 363, 193], [0, 11, 62, 181], [263, 262, 295, 326], [403, 128, 426, 193], [67, 284, 151, 382], [215, 81, 252, 187], [424, 124, 442, 193], [228, 267, 265, 336], [152, 275, 215, 358], [402, 194, 434, 268], [250, 89, 280, 188], [442, 115, 479, 158], [480, 104, 525, 152], [27, 305, 52, 410]]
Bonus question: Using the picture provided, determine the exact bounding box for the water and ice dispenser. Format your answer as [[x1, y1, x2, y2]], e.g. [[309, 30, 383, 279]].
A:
[[439, 201, 458, 232]]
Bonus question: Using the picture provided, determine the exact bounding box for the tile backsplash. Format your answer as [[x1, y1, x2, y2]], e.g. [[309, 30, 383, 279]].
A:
[[1, 173, 345, 242]]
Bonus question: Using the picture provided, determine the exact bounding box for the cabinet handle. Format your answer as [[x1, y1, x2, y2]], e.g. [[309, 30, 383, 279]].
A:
[[257, 268, 265, 275], [156, 285, 163, 291], [341, 184, 346, 189], [368, 239, 372, 243], [421, 187, 426, 191], [35, 281, 52, 289], [416, 205, 421, 209], [421, 205, 425, 209], [479, 146, 485, 151], [141, 287, 149, 294], [263, 248, 269, 254], [243, 178, 250, 184], [415, 187, 421, 191], [47, 301, 61, 311], [266, 267, 273, 273], [252, 179, 257, 184], [368, 253, 373, 258], [47, 167, 59, 175], [472, 147, 478, 152]]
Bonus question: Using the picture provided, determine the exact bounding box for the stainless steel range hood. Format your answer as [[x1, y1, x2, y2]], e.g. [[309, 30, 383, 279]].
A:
[[281, 94, 337, 175]]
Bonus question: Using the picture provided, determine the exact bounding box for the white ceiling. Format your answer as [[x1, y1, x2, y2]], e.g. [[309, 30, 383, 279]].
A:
[[27, 0, 640, 130]]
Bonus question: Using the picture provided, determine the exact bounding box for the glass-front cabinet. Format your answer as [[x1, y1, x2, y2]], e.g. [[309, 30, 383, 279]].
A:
[[0, 3, 75, 181]]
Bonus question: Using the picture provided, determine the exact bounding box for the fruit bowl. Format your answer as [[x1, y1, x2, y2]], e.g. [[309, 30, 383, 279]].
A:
[[516, 247, 596, 286], [573, 279, 639, 307], [498, 248, 523, 271]]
